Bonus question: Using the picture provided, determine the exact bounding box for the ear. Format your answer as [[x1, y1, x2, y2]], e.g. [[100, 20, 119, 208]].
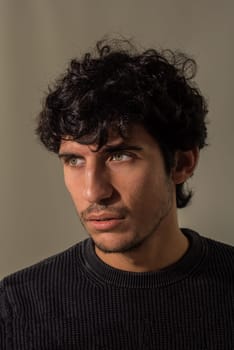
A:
[[171, 147, 199, 184]]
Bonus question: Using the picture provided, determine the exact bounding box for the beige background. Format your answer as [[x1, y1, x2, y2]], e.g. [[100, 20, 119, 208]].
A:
[[0, 0, 233, 278]]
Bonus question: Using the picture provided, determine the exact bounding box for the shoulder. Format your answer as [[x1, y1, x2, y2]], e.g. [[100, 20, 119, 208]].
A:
[[203, 234, 234, 260], [185, 228, 234, 259], [2, 239, 88, 285], [183, 229, 234, 280], [0, 240, 87, 318], [196, 232, 234, 277]]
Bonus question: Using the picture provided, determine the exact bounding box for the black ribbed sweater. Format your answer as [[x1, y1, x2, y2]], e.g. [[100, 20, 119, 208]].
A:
[[0, 229, 233, 349]]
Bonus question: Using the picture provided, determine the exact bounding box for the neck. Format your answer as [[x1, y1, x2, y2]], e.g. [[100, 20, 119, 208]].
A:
[[95, 226, 189, 273]]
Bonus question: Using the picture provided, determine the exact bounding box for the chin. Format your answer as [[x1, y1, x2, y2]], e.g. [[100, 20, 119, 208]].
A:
[[93, 234, 144, 254]]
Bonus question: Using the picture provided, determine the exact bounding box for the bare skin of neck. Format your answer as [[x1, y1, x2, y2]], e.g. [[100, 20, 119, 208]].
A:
[[95, 215, 189, 273]]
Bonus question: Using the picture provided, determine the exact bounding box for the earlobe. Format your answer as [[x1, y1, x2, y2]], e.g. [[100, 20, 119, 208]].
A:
[[172, 148, 199, 184]]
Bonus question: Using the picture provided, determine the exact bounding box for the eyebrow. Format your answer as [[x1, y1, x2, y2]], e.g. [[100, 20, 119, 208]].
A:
[[58, 153, 81, 159], [102, 144, 143, 153], [58, 143, 143, 158]]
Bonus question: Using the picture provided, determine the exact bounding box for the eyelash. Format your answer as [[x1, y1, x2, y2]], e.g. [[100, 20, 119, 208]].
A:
[[63, 156, 83, 166], [109, 152, 133, 162]]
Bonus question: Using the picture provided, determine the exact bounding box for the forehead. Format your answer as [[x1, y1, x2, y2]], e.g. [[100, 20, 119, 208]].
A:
[[59, 124, 158, 153]]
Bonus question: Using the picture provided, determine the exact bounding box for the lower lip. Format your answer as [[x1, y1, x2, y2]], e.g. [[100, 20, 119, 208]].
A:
[[87, 219, 124, 231]]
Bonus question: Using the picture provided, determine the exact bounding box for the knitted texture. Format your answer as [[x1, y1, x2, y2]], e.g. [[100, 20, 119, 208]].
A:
[[0, 229, 233, 349]]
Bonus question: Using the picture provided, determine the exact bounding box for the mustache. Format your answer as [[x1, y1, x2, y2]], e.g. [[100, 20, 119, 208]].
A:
[[80, 204, 129, 221]]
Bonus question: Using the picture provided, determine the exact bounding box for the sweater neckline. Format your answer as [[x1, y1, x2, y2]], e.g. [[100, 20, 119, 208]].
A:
[[80, 229, 207, 288]]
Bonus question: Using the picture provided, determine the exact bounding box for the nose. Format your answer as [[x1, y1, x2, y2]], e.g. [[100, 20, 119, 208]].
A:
[[83, 163, 113, 204]]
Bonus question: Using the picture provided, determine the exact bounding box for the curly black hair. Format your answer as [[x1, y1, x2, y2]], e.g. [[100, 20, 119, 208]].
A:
[[36, 38, 208, 208]]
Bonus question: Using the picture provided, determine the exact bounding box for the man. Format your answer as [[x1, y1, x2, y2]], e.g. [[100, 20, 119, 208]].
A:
[[0, 38, 233, 349]]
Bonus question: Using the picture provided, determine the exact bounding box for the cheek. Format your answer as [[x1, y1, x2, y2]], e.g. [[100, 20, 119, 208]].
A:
[[64, 171, 82, 205], [64, 171, 73, 194], [118, 168, 163, 207]]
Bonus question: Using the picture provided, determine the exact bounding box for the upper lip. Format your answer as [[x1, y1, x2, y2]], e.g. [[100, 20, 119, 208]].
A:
[[86, 213, 124, 221]]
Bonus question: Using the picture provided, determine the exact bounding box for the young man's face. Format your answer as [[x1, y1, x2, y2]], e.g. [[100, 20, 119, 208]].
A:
[[59, 124, 176, 254]]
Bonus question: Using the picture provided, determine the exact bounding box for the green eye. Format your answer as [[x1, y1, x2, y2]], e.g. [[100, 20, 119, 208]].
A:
[[67, 157, 84, 167], [111, 153, 131, 161], [69, 158, 78, 166]]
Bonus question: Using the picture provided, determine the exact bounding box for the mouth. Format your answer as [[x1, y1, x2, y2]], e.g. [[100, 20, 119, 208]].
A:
[[86, 213, 124, 220], [97, 219, 111, 221], [85, 215, 125, 231]]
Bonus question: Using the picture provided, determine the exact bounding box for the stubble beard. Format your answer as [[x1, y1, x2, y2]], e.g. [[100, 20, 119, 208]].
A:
[[78, 179, 174, 254]]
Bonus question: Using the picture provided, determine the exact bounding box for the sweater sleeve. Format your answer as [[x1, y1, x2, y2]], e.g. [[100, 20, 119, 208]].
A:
[[0, 280, 12, 350]]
